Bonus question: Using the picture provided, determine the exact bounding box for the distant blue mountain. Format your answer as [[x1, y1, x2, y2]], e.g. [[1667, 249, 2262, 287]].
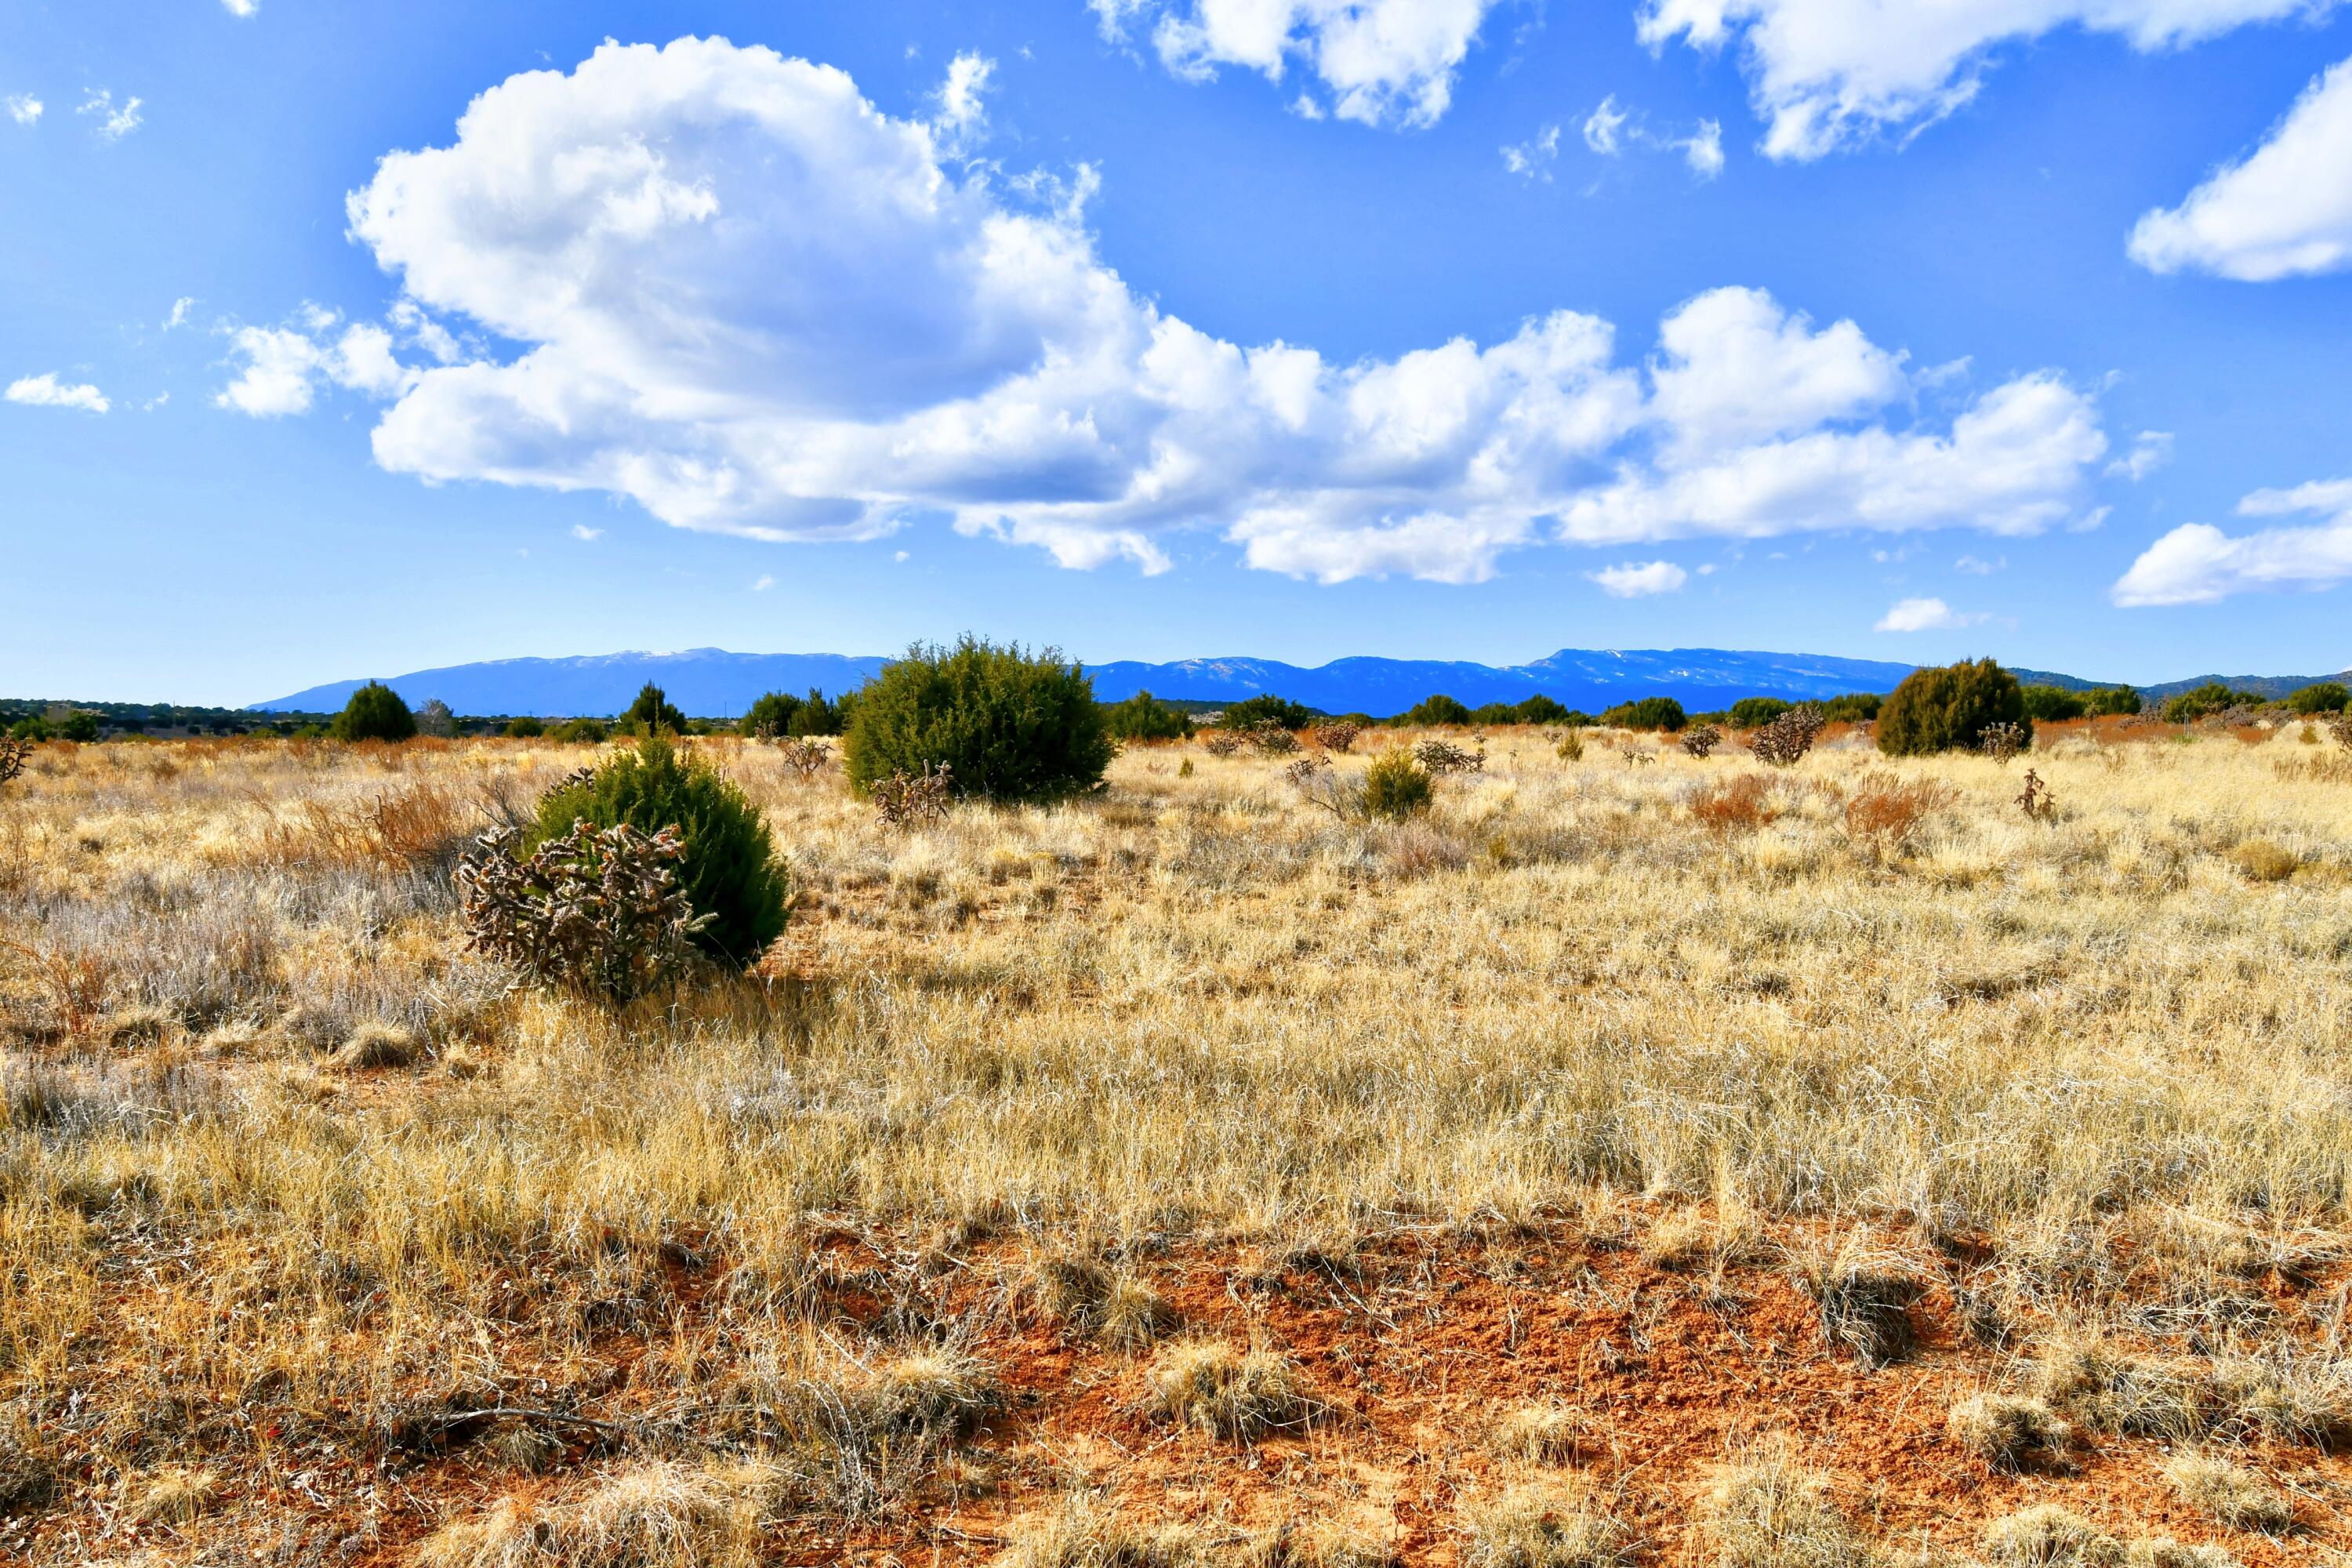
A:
[[260, 645, 1924, 718]]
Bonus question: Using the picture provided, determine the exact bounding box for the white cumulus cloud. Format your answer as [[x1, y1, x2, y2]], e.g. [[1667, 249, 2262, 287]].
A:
[[292, 38, 2105, 585], [933, 51, 996, 151], [2112, 477, 2352, 604], [1588, 560, 1689, 596], [214, 309, 422, 417], [1583, 96, 1629, 154], [1874, 596, 1983, 632], [5, 95, 40, 126], [78, 88, 141, 141], [5, 373, 110, 413], [1638, 0, 2340, 160], [2129, 54, 2352, 280], [1094, 0, 1497, 127]]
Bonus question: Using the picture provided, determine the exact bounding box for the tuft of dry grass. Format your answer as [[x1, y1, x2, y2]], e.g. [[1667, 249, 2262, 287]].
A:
[[413, 1462, 762, 1568], [1946, 1392, 2071, 1468], [125, 1465, 216, 1525], [2228, 840, 2299, 883], [1144, 1338, 1311, 1441], [1698, 1440, 1873, 1568], [1487, 1402, 1594, 1466], [328, 1018, 419, 1070], [2159, 1450, 2292, 1534], [1461, 1482, 1635, 1567], [1983, 1504, 2120, 1566]]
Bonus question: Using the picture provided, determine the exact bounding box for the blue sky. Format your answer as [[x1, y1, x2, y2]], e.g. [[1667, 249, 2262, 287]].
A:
[[5, 0, 2350, 704]]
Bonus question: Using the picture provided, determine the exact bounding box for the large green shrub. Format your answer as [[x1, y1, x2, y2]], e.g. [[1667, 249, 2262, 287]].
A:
[[622, 682, 686, 735], [844, 637, 1116, 804], [2082, 685, 2142, 717], [1361, 750, 1435, 820], [1728, 697, 1794, 729], [739, 691, 803, 738], [1400, 694, 1472, 727], [2161, 682, 2255, 723], [332, 682, 418, 742], [1105, 690, 1194, 741], [503, 716, 546, 739], [2286, 681, 2349, 714], [1600, 695, 1688, 732], [529, 736, 788, 967], [1462, 694, 1574, 726], [1877, 659, 2032, 756], [1218, 694, 1314, 731], [1820, 692, 1882, 723], [2019, 684, 2086, 722], [554, 717, 609, 743]]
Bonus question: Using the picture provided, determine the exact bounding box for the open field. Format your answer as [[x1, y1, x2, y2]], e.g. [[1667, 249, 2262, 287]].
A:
[[4, 720, 2352, 1565]]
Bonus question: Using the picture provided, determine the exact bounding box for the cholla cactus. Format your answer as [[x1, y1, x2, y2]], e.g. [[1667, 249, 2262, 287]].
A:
[[1979, 722, 2027, 764], [779, 737, 832, 777], [1748, 704, 1824, 768], [1201, 733, 1243, 758], [1281, 755, 1327, 790], [2016, 768, 2058, 823], [1414, 738, 1485, 775], [2328, 710, 2352, 751], [871, 762, 953, 829], [1309, 723, 1361, 753], [0, 735, 27, 787], [1243, 720, 1301, 756], [1680, 724, 1723, 759], [456, 821, 710, 1000]]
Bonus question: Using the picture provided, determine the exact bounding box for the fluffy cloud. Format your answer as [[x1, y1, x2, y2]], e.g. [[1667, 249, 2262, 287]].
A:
[[77, 88, 141, 141], [1638, 0, 2339, 159], [1588, 560, 1689, 597], [2106, 429, 2173, 481], [5, 373, 110, 413], [5, 95, 39, 126], [2112, 478, 2352, 604], [933, 51, 996, 151], [1583, 96, 1628, 154], [1094, 0, 1495, 127], [214, 310, 418, 417], [303, 38, 2105, 584], [1581, 95, 1725, 177], [2129, 55, 2352, 280], [1874, 595, 1983, 632]]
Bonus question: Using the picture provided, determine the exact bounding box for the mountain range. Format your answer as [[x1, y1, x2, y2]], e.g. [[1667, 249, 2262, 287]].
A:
[[258, 647, 2352, 720]]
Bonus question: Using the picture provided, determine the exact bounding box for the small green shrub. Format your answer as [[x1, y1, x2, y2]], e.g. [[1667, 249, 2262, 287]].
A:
[[1363, 750, 1436, 819], [2020, 684, 2087, 721], [1219, 694, 1315, 731], [1468, 695, 1574, 726], [332, 682, 418, 742], [739, 691, 802, 738], [1877, 659, 2031, 756], [2286, 681, 2350, 714], [1820, 691, 1882, 723], [1599, 695, 1687, 732], [2162, 682, 2256, 723], [1400, 693, 1472, 727], [502, 716, 545, 739], [529, 736, 787, 967], [620, 682, 686, 735], [59, 711, 100, 742], [1728, 697, 1794, 729], [1104, 690, 1195, 741], [553, 718, 608, 743], [844, 637, 1116, 804], [2083, 684, 2143, 717]]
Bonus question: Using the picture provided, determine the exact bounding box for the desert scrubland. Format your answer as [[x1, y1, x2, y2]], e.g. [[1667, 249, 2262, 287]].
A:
[[3, 720, 2351, 1566]]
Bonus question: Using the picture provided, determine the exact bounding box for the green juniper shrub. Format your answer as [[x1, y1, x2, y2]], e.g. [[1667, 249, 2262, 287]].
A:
[[1218, 694, 1315, 732], [621, 682, 687, 735], [502, 716, 546, 739], [1600, 695, 1688, 732], [1362, 749, 1436, 820], [6, 718, 51, 742], [1877, 659, 2031, 756], [1104, 690, 1196, 741], [553, 718, 609, 743], [331, 682, 418, 743], [529, 735, 788, 967], [1728, 697, 1795, 729], [2161, 682, 2256, 723], [740, 691, 804, 738], [2019, 684, 2087, 722], [1401, 693, 1473, 727], [1465, 695, 1573, 726], [844, 636, 1117, 804], [790, 688, 847, 737], [2286, 681, 2350, 714], [1820, 692, 1882, 724], [2082, 685, 2143, 717], [59, 711, 100, 743]]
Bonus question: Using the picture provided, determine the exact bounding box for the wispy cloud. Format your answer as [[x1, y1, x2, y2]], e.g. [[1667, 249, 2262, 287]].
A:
[[1873, 596, 1985, 632], [78, 89, 142, 141], [5, 95, 41, 127], [6, 372, 111, 414]]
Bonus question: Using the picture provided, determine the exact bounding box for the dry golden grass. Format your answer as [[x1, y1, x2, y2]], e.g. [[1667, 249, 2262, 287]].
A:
[[3, 723, 2350, 1562]]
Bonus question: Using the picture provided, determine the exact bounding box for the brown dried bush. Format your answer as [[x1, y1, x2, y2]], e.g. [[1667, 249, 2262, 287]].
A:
[[1690, 775, 1780, 837], [1245, 720, 1302, 756], [1201, 732, 1243, 757], [1842, 772, 1951, 856], [1414, 739, 1485, 775], [1681, 724, 1724, 758], [456, 821, 710, 1000], [1310, 723, 1362, 753]]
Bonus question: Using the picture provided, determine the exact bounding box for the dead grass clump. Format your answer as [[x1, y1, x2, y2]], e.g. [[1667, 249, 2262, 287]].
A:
[[2125, 1542, 2241, 1568], [1462, 1483, 1635, 1567], [1698, 1441, 1873, 1568], [1145, 1338, 1310, 1441], [2229, 840, 2299, 883], [1641, 1203, 1758, 1271], [329, 1019, 419, 1070], [2032, 1338, 2214, 1440], [1098, 1272, 1179, 1350], [999, 1494, 1211, 1567], [2159, 1450, 2292, 1534], [1791, 1247, 1924, 1369], [1946, 1392, 2071, 1468], [126, 1465, 217, 1525], [1842, 773, 1952, 858], [412, 1462, 760, 1568], [871, 1346, 999, 1439], [1982, 1504, 2121, 1566], [2212, 1349, 2352, 1447], [1029, 1251, 1175, 1348], [99, 1004, 172, 1047], [1487, 1402, 1593, 1466], [0, 1432, 55, 1516], [1690, 775, 1780, 837]]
